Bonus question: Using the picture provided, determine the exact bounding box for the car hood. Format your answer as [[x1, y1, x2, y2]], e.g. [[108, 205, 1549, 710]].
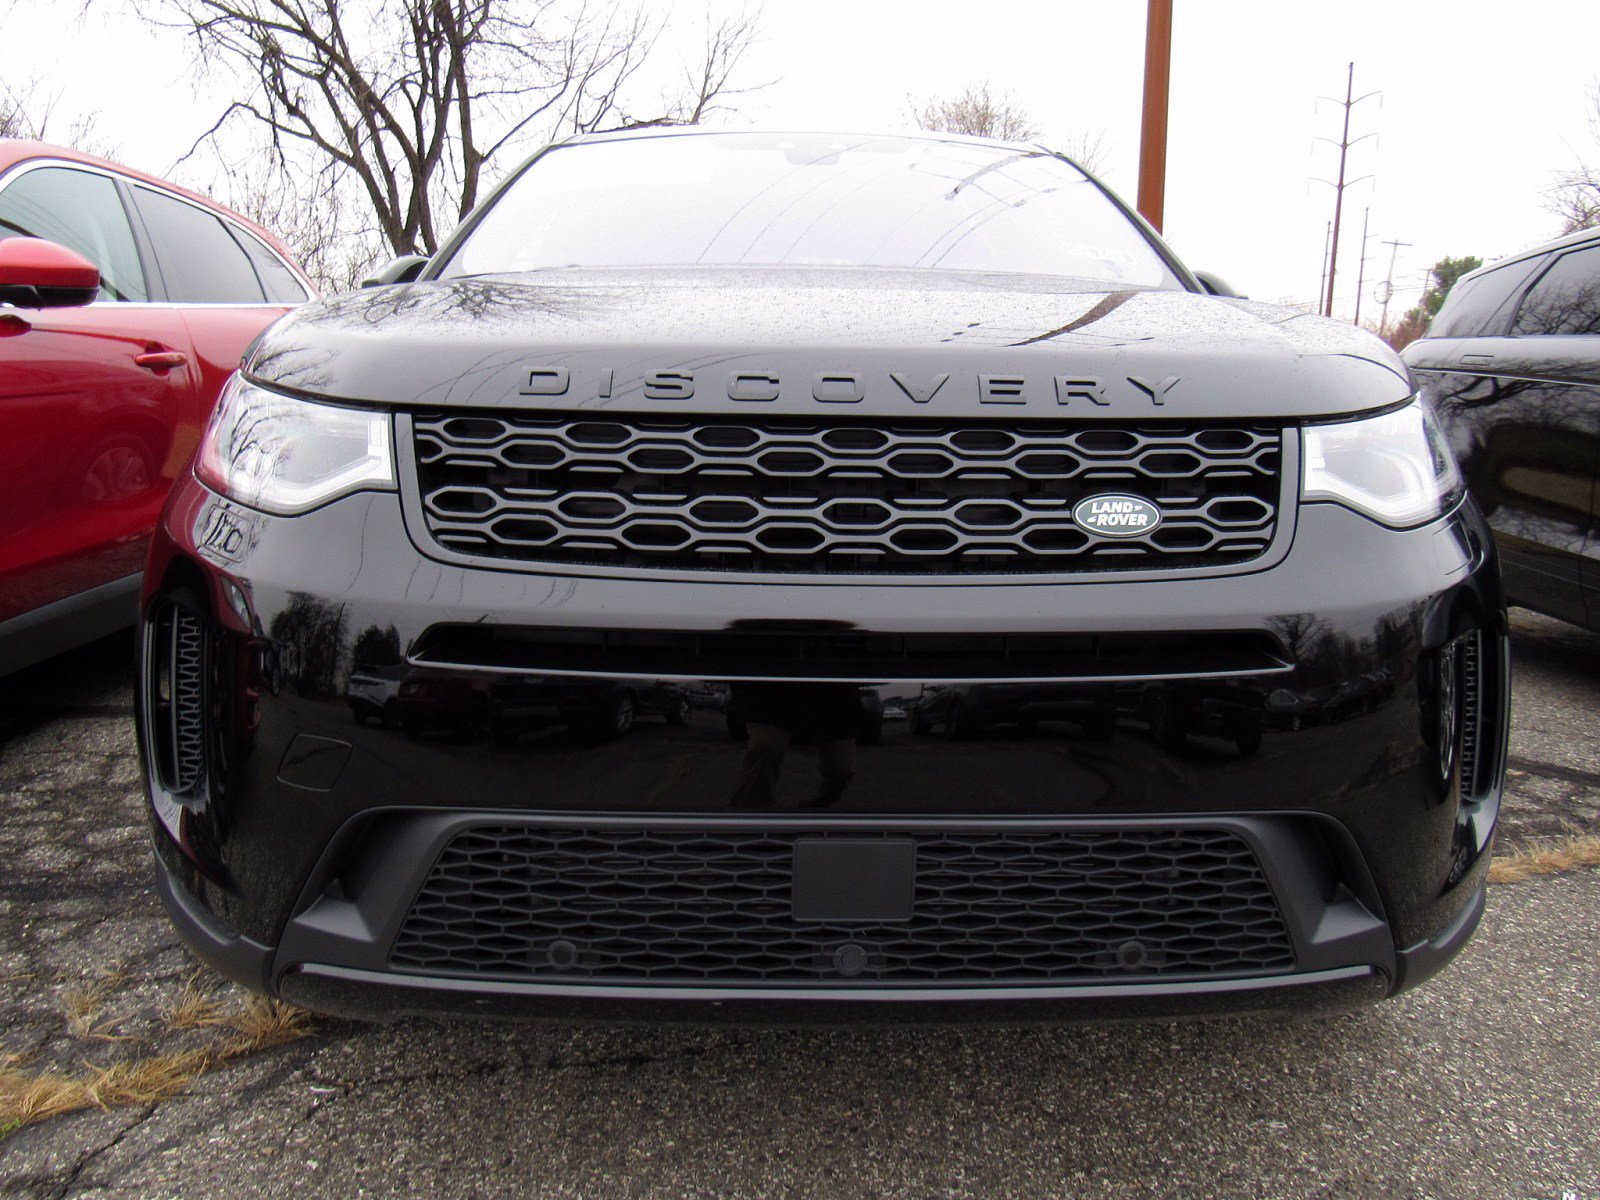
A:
[[246, 266, 1411, 420]]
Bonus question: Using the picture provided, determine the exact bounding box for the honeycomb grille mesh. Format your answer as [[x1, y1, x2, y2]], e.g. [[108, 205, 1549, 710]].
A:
[[411, 413, 1283, 575], [389, 824, 1297, 985]]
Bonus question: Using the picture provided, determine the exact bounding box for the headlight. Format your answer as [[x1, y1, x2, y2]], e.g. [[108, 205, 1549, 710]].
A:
[[195, 376, 395, 515], [1301, 399, 1463, 528]]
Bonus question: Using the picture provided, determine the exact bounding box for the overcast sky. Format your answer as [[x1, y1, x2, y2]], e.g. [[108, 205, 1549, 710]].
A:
[[4, 0, 1597, 318]]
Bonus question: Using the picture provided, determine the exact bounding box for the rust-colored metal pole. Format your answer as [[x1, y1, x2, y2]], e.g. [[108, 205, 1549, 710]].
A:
[[1137, 0, 1174, 232]]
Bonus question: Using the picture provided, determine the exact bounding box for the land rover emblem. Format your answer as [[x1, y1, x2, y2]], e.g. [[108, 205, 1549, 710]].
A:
[[1073, 494, 1162, 538]]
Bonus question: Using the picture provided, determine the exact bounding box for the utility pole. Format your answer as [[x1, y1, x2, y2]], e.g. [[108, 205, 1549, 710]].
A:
[[1353, 207, 1371, 326], [1137, 0, 1173, 232], [1377, 238, 1412, 336], [1315, 63, 1378, 317]]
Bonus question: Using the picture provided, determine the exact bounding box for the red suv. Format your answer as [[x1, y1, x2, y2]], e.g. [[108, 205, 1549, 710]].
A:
[[0, 141, 312, 674]]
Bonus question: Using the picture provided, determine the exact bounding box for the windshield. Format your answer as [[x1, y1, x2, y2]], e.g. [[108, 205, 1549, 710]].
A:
[[440, 131, 1183, 288]]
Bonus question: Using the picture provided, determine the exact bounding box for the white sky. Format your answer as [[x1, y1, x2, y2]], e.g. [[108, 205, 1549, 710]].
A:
[[4, 0, 1597, 318]]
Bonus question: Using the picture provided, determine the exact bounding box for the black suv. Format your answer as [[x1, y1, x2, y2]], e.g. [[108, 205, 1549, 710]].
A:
[[1405, 230, 1600, 630], [138, 130, 1505, 1023]]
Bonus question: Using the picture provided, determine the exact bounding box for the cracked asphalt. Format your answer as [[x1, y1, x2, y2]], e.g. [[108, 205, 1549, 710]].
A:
[[2, 611, 1599, 1199]]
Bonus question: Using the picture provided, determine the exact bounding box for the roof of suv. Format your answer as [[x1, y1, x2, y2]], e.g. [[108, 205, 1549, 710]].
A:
[[1461, 224, 1600, 284], [561, 125, 1052, 155]]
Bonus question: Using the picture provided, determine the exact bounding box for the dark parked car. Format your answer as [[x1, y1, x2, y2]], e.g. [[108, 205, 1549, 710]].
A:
[[1404, 229, 1600, 630], [0, 140, 313, 675], [138, 129, 1505, 1024], [490, 675, 690, 743], [910, 682, 1117, 742]]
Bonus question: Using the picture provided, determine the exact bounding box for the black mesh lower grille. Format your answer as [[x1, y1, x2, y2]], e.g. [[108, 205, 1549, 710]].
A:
[[390, 824, 1297, 985]]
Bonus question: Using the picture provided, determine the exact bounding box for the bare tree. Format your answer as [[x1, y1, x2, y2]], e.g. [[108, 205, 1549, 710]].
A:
[[0, 77, 114, 157], [909, 80, 1106, 172], [218, 158, 385, 293], [911, 81, 1039, 142], [145, 1, 765, 261], [0, 78, 54, 141], [1546, 84, 1600, 234], [1055, 129, 1109, 174], [0, 86, 27, 140], [1548, 164, 1600, 235]]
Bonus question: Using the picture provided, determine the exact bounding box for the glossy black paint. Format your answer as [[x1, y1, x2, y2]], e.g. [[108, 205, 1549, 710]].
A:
[[246, 268, 1410, 424], [1406, 229, 1600, 629], [139, 471, 1505, 1020]]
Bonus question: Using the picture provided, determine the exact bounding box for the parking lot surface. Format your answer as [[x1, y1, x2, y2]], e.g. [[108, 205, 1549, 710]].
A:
[[2, 611, 1598, 1199]]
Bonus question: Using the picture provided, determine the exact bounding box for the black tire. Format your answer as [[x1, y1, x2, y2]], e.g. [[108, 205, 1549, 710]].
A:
[[1234, 730, 1263, 757], [666, 696, 690, 726]]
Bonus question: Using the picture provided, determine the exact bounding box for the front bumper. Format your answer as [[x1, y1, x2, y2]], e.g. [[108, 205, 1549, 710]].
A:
[[137, 477, 1507, 1022]]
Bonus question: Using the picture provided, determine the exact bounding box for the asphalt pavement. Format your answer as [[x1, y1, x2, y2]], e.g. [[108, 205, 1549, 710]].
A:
[[2, 611, 1598, 1200]]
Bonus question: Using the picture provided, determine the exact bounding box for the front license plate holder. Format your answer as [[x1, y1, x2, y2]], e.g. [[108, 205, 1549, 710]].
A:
[[791, 839, 916, 923]]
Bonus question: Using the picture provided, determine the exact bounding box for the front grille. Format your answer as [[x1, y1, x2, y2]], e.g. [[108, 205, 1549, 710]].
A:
[[390, 824, 1297, 985], [411, 413, 1283, 575]]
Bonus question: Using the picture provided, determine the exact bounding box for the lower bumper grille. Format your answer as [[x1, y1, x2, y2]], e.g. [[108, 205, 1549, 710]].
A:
[[390, 824, 1297, 985]]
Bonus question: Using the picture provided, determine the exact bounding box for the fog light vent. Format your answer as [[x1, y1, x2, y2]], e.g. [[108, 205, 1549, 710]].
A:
[[149, 603, 207, 796], [1459, 630, 1481, 797]]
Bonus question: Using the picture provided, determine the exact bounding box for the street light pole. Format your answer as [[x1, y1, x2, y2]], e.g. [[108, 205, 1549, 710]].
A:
[[1378, 238, 1412, 336], [1137, 0, 1173, 232]]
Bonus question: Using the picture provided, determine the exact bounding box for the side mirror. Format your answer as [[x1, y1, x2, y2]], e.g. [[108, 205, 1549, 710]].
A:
[[0, 237, 101, 308], [361, 254, 429, 288], [1194, 271, 1244, 300]]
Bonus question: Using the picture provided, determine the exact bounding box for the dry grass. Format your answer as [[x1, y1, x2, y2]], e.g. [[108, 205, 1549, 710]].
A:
[[161, 976, 230, 1031], [1490, 833, 1600, 884], [0, 1048, 216, 1125], [59, 967, 128, 1042], [0, 997, 312, 1133], [220, 996, 313, 1054]]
